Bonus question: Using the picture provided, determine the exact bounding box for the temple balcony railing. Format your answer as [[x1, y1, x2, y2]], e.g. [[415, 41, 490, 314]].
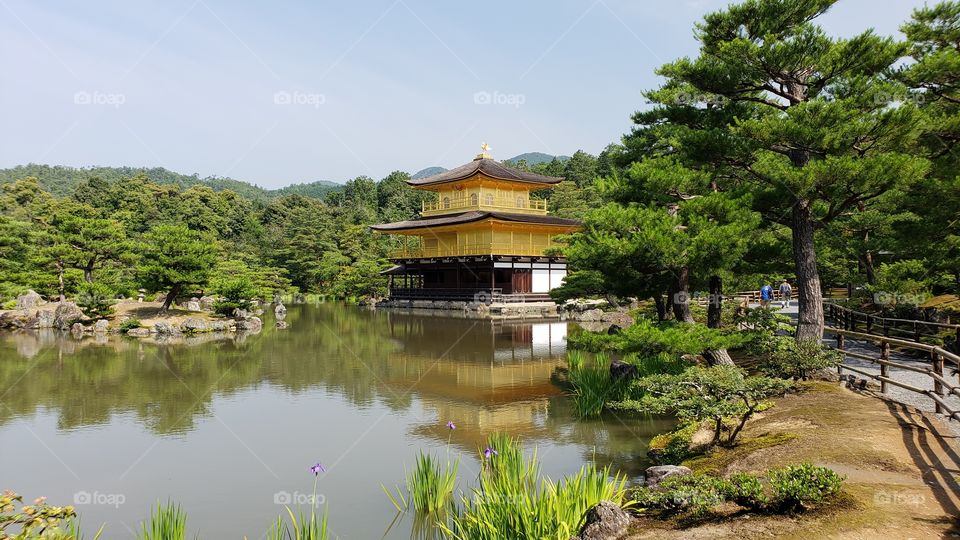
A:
[[388, 242, 557, 259], [421, 197, 548, 217]]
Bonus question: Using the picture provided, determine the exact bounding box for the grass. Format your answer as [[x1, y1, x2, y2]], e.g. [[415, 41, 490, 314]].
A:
[[442, 434, 630, 540], [385, 450, 459, 515], [566, 350, 689, 417], [138, 501, 189, 540], [266, 506, 330, 540], [682, 432, 799, 475]]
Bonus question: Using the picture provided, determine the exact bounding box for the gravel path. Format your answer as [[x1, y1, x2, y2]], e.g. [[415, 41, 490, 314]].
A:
[[753, 301, 960, 436]]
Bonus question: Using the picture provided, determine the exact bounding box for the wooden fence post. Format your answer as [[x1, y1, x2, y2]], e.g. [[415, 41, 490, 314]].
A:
[[866, 315, 873, 334], [880, 342, 890, 394], [836, 334, 845, 376], [932, 350, 944, 414], [883, 320, 889, 337], [914, 321, 921, 343]]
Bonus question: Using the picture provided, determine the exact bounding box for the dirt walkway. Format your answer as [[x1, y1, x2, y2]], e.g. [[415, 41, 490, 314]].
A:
[[627, 383, 960, 539]]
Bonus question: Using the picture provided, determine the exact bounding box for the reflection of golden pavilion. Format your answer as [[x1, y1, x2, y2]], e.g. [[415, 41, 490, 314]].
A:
[[371, 145, 580, 302], [382, 314, 569, 448]]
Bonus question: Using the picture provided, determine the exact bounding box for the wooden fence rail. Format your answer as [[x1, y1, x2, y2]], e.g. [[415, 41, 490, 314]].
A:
[[825, 302, 960, 351], [825, 327, 960, 422]]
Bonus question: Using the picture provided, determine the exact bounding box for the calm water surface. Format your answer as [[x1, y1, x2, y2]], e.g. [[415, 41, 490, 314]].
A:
[[0, 304, 671, 538]]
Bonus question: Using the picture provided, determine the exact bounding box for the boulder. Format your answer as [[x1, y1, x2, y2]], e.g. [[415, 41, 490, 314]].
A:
[[209, 320, 229, 332], [185, 300, 202, 312], [70, 322, 86, 336], [181, 318, 209, 333], [601, 311, 634, 327], [93, 319, 110, 334], [579, 308, 604, 322], [35, 310, 55, 329], [199, 296, 216, 311], [274, 303, 287, 321], [153, 321, 182, 336], [571, 501, 632, 540], [236, 316, 262, 333], [0, 310, 30, 329], [644, 465, 692, 489], [276, 320, 288, 329], [53, 302, 84, 330], [610, 360, 638, 380], [15, 290, 43, 310], [232, 308, 249, 320], [126, 327, 151, 337]]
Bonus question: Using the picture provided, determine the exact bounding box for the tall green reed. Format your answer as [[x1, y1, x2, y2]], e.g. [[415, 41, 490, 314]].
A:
[[137, 501, 190, 540]]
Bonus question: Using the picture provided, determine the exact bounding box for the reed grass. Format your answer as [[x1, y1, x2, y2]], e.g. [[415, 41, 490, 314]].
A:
[[442, 433, 630, 540], [407, 451, 459, 514], [137, 501, 189, 540], [566, 350, 689, 417], [265, 506, 330, 540]]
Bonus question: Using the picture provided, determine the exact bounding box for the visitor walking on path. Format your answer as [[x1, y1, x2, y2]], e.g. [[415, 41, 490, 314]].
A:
[[779, 279, 793, 309], [760, 282, 773, 308]]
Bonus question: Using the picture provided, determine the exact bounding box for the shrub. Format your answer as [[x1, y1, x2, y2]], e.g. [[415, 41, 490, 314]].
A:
[[725, 472, 767, 510], [633, 474, 729, 515], [76, 282, 116, 319], [568, 319, 752, 356], [612, 366, 793, 446], [0, 491, 86, 539], [734, 307, 792, 335], [120, 318, 142, 333], [632, 464, 843, 516], [213, 278, 256, 316], [768, 464, 844, 511], [755, 336, 842, 380], [2, 299, 15, 310], [647, 421, 699, 465]]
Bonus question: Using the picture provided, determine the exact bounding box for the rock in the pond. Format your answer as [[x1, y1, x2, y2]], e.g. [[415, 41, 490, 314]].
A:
[[186, 299, 202, 312], [276, 320, 288, 329], [153, 321, 182, 336], [199, 296, 215, 311], [610, 360, 638, 380], [181, 318, 209, 333], [579, 308, 605, 322], [232, 308, 249, 320], [275, 303, 287, 321], [53, 302, 84, 330], [15, 290, 43, 310], [94, 319, 110, 334], [70, 322, 86, 336], [126, 327, 151, 338], [209, 320, 229, 332], [644, 465, 692, 489], [35, 310, 55, 329], [571, 501, 632, 540], [236, 316, 262, 333]]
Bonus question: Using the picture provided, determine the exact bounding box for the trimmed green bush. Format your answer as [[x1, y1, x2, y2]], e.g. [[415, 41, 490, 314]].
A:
[[120, 318, 142, 333], [769, 463, 844, 511], [647, 422, 699, 465]]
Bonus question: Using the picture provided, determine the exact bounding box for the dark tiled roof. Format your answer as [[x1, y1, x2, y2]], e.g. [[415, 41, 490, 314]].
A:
[[370, 211, 580, 231], [407, 158, 563, 187]]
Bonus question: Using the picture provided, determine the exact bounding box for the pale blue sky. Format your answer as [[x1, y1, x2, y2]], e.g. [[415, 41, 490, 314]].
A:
[[0, 0, 931, 188]]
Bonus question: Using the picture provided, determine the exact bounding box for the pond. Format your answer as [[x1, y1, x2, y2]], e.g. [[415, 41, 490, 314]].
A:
[[0, 304, 672, 538]]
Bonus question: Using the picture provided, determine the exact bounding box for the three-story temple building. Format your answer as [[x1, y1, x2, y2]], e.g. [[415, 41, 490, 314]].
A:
[[371, 146, 581, 304]]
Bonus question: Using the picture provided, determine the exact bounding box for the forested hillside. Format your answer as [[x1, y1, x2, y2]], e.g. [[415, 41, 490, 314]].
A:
[[0, 164, 342, 201], [0, 150, 606, 306]]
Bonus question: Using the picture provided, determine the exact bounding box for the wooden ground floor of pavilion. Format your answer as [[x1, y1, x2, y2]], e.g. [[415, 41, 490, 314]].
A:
[[382, 255, 568, 302]]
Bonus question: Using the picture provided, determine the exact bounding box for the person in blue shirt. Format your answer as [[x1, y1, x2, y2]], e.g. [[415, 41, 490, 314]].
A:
[[760, 283, 773, 308]]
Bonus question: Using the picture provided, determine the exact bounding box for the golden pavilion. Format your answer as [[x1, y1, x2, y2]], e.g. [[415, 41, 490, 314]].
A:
[[371, 145, 581, 303]]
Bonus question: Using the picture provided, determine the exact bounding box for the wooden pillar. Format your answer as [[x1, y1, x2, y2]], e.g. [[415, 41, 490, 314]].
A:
[[932, 350, 945, 414], [866, 315, 873, 334], [880, 342, 890, 394], [914, 321, 921, 343]]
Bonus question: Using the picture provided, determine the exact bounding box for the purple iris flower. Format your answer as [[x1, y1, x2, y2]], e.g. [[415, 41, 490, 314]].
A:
[[309, 463, 325, 476], [446, 421, 456, 430], [483, 447, 498, 459]]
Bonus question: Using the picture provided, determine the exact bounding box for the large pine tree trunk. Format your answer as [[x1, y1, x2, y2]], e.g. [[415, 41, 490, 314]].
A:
[[83, 257, 96, 284], [161, 284, 182, 313], [792, 200, 825, 342], [707, 275, 722, 329], [861, 250, 876, 285], [703, 348, 735, 366], [671, 267, 695, 323]]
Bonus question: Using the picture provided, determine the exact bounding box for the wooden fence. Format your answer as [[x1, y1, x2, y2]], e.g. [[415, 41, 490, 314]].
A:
[[825, 302, 960, 351], [826, 327, 960, 421]]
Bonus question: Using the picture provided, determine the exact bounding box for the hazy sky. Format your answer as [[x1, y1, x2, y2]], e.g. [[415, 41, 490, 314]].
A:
[[0, 0, 931, 188]]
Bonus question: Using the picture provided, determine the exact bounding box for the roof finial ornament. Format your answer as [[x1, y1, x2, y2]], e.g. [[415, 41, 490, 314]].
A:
[[475, 142, 492, 160]]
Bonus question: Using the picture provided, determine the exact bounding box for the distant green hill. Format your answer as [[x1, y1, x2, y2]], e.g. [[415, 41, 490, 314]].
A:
[[411, 166, 447, 179], [0, 164, 342, 200], [504, 152, 570, 166]]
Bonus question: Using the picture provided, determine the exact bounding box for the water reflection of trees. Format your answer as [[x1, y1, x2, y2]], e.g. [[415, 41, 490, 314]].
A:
[[0, 305, 670, 471]]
